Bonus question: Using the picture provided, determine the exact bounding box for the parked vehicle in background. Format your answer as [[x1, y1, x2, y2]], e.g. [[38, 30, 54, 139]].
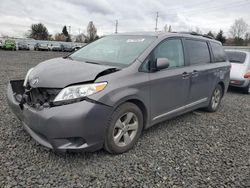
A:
[[34, 42, 49, 51], [225, 50, 250, 94], [0, 40, 3, 49], [17, 42, 30, 50], [3, 39, 16, 50], [49, 43, 62, 51], [73, 45, 81, 51], [7, 32, 230, 154], [61, 43, 74, 52], [73, 44, 85, 51]]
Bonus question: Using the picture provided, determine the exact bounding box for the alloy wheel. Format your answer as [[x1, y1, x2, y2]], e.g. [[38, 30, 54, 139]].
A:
[[113, 112, 139, 147], [211, 88, 221, 110]]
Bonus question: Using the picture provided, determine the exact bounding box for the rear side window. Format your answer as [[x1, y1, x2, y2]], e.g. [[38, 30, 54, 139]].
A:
[[210, 42, 227, 62], [226, 51, 246, 64], [186, 40, 210, 65]]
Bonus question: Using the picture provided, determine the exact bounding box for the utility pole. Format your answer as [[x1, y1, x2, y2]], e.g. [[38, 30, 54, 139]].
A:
[[155, 12, 159, 32], [115, 20, 118, 34], [68, 26, 71, 35]]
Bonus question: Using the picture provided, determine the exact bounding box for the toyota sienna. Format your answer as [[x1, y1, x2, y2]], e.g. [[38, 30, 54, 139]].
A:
[[7, 32, 230, 154]]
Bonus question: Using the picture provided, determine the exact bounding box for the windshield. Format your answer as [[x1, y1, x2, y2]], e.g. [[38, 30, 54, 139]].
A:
[[226, 51, 246, 64], [70, 35, 156, 67]]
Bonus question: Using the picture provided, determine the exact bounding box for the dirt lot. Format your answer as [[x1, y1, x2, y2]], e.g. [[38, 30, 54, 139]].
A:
[[0, 51, 250, 187]]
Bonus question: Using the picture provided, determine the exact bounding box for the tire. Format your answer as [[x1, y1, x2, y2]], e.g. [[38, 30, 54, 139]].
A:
[[104, 102, 143, 154], [205, 84, 223, 112], [242, 83, 250, 94]]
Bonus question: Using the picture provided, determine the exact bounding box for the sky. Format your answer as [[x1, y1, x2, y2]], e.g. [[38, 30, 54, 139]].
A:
[[0, 0, 250, 38]]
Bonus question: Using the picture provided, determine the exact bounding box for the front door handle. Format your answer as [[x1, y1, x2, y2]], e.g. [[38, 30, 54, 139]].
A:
[[182, 72, 190, 79]]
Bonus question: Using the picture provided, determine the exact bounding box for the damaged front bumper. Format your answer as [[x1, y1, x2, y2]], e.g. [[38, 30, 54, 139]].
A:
[[7, 80, 112, 152]]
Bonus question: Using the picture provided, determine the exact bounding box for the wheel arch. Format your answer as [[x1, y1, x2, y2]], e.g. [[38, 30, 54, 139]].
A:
[[113, 97, 149, 130], [217, 81, 225, 96]]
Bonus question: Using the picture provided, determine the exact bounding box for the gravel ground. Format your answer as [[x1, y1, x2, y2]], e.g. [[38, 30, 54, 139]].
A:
[[0, 51, 250, 187]]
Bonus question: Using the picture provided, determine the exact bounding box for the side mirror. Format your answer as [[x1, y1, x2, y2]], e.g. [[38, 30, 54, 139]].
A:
[[156, 58, 170, 70]]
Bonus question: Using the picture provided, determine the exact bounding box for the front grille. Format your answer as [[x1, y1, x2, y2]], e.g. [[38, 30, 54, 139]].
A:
[[26, 88, 61, 108], [10, 80, 61, 109]]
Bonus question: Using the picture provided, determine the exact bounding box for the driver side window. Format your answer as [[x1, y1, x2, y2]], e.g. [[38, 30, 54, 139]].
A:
[[153, 39, 185, 68]]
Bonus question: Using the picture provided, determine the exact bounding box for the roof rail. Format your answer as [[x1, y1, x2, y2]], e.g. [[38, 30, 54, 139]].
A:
[[175, 32, 214, 39]]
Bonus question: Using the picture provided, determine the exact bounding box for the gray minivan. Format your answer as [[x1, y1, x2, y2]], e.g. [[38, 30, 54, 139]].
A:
[[7, 32, 230, 154]]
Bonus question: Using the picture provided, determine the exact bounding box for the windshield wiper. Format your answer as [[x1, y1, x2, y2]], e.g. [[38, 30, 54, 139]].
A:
[[63, 56, 73, 60], [85, 61, 100, 65]]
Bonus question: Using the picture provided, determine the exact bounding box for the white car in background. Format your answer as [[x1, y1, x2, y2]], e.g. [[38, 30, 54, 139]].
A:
[[225, 50, 250, 94]]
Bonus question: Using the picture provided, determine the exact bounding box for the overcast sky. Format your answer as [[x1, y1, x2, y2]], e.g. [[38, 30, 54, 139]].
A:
[[0, 0, 250, 38]]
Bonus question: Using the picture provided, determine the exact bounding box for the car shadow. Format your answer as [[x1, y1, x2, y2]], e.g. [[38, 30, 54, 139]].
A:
[[227, 86, 244, 94]]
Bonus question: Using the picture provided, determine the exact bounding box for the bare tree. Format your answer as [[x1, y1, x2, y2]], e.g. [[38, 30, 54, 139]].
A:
[[86, 21, 97, 43], [229, 18, 248, 39], [54, 33, 66, 41], [164, 24, 172, 32], [195, 27, 202, 34], [75, 33, 86, 43]]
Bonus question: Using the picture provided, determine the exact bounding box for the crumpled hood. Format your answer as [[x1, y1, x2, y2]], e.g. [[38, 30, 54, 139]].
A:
[[28, 57, 116, 88]]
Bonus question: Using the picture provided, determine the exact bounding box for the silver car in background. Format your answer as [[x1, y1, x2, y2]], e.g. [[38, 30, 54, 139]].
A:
[[225, 50, 250, 94]]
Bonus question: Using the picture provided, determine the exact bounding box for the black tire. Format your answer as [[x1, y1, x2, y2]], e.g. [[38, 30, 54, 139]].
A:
[[205, 84, 223, 112], [104, 102, 143, 154], [242, 83, 250, 94]]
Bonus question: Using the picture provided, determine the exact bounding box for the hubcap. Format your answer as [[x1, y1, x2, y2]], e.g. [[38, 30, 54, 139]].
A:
[[211, 88, 221, 109], [113, 112, 139, 147]]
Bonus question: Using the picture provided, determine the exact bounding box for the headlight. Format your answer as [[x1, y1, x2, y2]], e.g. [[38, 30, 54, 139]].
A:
[[54, 82, 107, 102], [23, 68, 34, 87]]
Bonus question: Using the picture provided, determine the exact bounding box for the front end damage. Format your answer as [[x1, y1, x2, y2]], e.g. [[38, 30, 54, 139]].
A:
[[7, 79, 112, 152]]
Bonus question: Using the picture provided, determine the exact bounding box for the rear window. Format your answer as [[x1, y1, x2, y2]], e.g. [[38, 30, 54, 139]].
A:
[[186, 40, 210, 65], [225, 51, 246, 64], [210, 42, 227, 62]]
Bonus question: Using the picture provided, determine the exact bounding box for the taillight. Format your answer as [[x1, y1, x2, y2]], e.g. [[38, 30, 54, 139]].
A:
[[244, 72, 250, 78]]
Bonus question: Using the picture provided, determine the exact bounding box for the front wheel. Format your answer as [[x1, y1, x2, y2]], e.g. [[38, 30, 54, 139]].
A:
[[205, 84, 223, 112], [104, 102, 143, 154]]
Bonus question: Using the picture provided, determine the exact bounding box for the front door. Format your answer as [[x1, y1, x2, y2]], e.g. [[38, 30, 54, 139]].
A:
[[149, 38, 190, 123]]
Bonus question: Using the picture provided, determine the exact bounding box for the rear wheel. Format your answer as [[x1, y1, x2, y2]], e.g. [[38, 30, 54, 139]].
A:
[[104, 102, 143, 154], [243, 83, 250, 94], [205, 84, 223, 112]]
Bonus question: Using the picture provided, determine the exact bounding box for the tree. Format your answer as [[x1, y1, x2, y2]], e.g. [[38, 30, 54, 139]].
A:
[[216, 30, 226, 44], [62, 26, 69, 37], [54, 33, 66, 41], [86, 21, 98, 43], [29, 23, 49, 40], [229, 18, 248, 39], [195, 27, 202, 34], [207, 31, 215, 38], [62, 26, 71, 42], [75, 33, 86, 43], [245, 32, 250, 45], [164, 24, 172, 32]]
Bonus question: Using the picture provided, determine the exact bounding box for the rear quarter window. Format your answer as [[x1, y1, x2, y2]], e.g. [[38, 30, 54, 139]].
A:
[[210, 42, 227, 62], [185, 40, 210, 65]]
